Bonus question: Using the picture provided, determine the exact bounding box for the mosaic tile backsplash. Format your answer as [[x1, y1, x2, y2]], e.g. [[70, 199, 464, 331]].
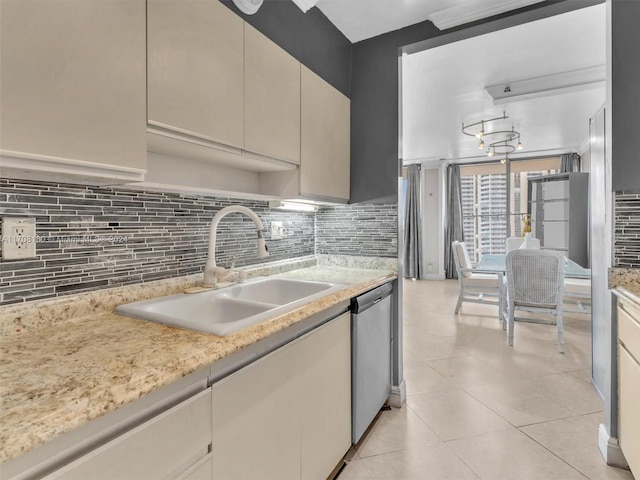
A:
[[316, 203, 397, 258], [615, 191, 640, 268], [0, 178, 399, 306], [0, 179, 314, 305]]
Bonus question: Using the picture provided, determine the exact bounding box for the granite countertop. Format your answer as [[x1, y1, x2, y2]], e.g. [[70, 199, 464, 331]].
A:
[[609, 267, 640, 309], [0, 265, 396, 464]]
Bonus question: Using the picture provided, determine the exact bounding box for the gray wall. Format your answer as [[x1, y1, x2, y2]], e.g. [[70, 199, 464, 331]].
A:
[[220, 0, 352, 97], [611, 0, 640, 191], [350, 21, 439, 204]]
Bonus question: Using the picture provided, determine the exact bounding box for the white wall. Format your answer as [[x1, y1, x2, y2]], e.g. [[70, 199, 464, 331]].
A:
[[420, 165, 446, 279]]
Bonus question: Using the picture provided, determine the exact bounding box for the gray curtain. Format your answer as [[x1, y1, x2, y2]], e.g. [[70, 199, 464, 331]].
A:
[[403, 164, 423, 279], [444, 164, 464, 279], [560, 152, 581, 172]]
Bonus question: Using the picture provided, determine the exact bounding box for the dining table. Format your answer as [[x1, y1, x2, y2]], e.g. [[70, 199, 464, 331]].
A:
[[474, 253, 591, 321], [475, 254, 591, 279]]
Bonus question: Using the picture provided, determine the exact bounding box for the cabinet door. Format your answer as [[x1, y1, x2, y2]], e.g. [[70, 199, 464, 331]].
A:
[[619, 303, 640, 475], [542, 179, 569, 200], [542, 221, 569, 252], [542, 200, 570, 221], [245, 24, 301, 164], [147, 0, 244, 148], [300, 66, 351, 201], [619, 347, 640, 476], [211, 341, 301, 480], [45, 388, 212, 480], [0, 0, 146, 170], [300, 313, 352, 480], [177, 453, 212, 480]]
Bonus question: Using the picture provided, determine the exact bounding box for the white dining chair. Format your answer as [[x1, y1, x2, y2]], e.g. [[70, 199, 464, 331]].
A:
[[505, 249, 565, 353], [505, 235, 540, 252], [452, 241, 502, 315]]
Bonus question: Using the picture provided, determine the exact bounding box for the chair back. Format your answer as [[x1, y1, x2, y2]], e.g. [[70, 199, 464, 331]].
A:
[[452, 241, 472, 278], [506, 235, 541, 252], [506, 237, 524, 252], [506, 250, 564, 308]]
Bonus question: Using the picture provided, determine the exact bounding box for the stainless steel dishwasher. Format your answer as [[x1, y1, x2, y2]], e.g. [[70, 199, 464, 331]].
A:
[[351, 282, 393, 443]]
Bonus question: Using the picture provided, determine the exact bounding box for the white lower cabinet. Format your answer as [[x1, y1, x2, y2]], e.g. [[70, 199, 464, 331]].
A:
[[211, 313, 352, 480], [300, 313, 352, 480], [177, 453, 213, 480], [211, 334, 301, 480], [15, 314, 350, 480], [44, 388, 212, 480], [618, 302, 640, 476]]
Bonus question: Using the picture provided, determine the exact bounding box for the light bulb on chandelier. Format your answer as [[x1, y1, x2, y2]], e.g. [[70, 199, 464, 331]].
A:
[[462, 112, 524, 158], [475, 121, 485, 139]]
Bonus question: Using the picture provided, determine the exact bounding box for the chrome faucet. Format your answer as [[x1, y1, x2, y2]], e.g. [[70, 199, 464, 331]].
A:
[[203, 206, 269, 287]]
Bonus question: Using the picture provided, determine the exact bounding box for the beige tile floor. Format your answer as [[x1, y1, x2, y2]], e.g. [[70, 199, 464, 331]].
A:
[[338, 279, 635, 480]]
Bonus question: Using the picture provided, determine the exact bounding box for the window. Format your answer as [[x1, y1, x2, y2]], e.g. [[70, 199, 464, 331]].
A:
[[460, 157, 561, 263]]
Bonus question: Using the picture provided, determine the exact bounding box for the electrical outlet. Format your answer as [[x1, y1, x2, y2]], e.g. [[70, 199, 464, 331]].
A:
[[270, 221, 284, 240], [2, 217, 37, 260]]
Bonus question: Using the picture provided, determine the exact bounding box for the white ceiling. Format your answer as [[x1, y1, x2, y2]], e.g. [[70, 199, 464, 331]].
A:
[[401, 4, 606, 163], [316, 0, 462, 43], [316, 0, 546, 43]]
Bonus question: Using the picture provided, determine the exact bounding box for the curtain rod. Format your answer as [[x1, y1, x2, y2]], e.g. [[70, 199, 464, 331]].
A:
[[451, 153, 568, 168]]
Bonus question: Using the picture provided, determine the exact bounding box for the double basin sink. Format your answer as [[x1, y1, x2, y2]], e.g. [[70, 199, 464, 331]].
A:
[[116, 277, 345, 336]]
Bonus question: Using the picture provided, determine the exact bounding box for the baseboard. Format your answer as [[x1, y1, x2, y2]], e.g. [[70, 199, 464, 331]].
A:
[[388, 380, 406, 408], [420, 273, 446, 280], [598, 423, 629, 468]]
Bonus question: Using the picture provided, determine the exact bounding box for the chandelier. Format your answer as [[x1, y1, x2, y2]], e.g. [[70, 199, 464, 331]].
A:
[[462, 112, 523, 159]]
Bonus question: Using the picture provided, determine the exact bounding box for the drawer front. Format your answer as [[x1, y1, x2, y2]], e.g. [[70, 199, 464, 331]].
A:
[[176, 452, 212, 480], [619, 304, 640, 361], [619, 346, 640, 476], [46, 388, 212, 480]]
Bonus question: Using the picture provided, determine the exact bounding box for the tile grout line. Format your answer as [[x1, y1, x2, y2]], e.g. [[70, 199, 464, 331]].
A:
[[518, 427, 592, 480]]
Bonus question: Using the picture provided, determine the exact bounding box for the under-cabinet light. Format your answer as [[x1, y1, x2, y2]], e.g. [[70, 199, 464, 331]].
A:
[[269, 200, 318, 212]]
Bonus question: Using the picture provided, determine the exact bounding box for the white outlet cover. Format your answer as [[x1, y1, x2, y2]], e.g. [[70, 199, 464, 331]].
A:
[[270, 221, 283, 240], [2, 217, 37, 260]]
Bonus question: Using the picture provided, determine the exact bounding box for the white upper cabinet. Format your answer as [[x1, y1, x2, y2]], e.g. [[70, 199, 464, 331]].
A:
[[0, 0, 146, 183], [300, 65, 351, 201], [259, 66, 351, 202], [147, 0, 244, 149], [244, 24, 301, 165]]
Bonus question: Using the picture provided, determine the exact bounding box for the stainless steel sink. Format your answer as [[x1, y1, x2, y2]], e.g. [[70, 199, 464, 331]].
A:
[[115, 277, 344, 336]]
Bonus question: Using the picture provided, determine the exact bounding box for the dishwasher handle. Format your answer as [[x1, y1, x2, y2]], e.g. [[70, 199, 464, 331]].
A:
[[351, 283, 393, 314]]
